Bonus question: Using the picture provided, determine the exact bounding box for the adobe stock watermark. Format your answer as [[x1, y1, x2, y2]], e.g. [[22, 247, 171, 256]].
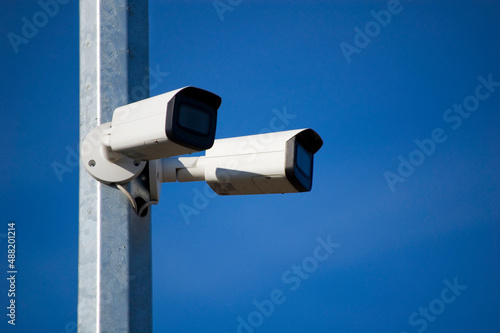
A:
[[6, 221, 17, 326], [7, 0, 72, 54], [339, 0, 404, 64], [227, 235, 340, 333], [400, 277, 467, 333], [213, 0, 243, 22], [51, 64, 169, 183], [178, 106, 296, 224], [384, 73, 500, 192]]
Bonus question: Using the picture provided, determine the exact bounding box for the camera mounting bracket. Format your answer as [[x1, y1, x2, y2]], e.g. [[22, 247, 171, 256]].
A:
[[81, 123, 146, 184]]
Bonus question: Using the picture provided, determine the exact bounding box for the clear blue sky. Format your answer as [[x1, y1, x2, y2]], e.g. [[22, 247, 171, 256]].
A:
[[1, 0, 500, 332]]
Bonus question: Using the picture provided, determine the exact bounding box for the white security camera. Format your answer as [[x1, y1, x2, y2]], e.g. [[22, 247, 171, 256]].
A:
[[110, 86, 221, 160], [81, 86, 221, 184], [150, 128, 323, 199], [81, 86, 323, 214]]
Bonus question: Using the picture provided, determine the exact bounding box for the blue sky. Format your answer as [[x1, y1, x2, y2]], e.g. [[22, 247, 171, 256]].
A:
[[1, 0, 500, 332]]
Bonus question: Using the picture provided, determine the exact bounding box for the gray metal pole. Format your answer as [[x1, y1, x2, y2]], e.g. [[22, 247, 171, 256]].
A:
[[79, 1, 151, 332]]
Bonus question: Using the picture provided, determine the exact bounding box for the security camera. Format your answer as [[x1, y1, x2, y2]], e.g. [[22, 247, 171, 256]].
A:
[[110, 86, 221, 160], [81, 86, 221, 184], [80, 85, 323, 213], [150, 128, 323, 199]]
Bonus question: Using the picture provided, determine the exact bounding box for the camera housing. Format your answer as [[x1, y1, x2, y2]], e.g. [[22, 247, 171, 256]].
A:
[[154, 129, 323, 198], [110, 86, 221, 160], [81, 86, 221, 184]]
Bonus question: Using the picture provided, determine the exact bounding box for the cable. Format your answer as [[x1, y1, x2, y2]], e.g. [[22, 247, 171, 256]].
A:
[[138, 200, 159, 216], [115, 183, 158, 216], [115, 184, 138, 214]]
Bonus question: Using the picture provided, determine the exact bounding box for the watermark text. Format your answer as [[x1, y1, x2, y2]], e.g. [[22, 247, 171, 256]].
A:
[[6, 221, 17, 326]]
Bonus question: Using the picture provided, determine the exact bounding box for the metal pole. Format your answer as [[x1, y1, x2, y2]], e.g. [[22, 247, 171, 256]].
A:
[[79, 1, 151, 332]]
